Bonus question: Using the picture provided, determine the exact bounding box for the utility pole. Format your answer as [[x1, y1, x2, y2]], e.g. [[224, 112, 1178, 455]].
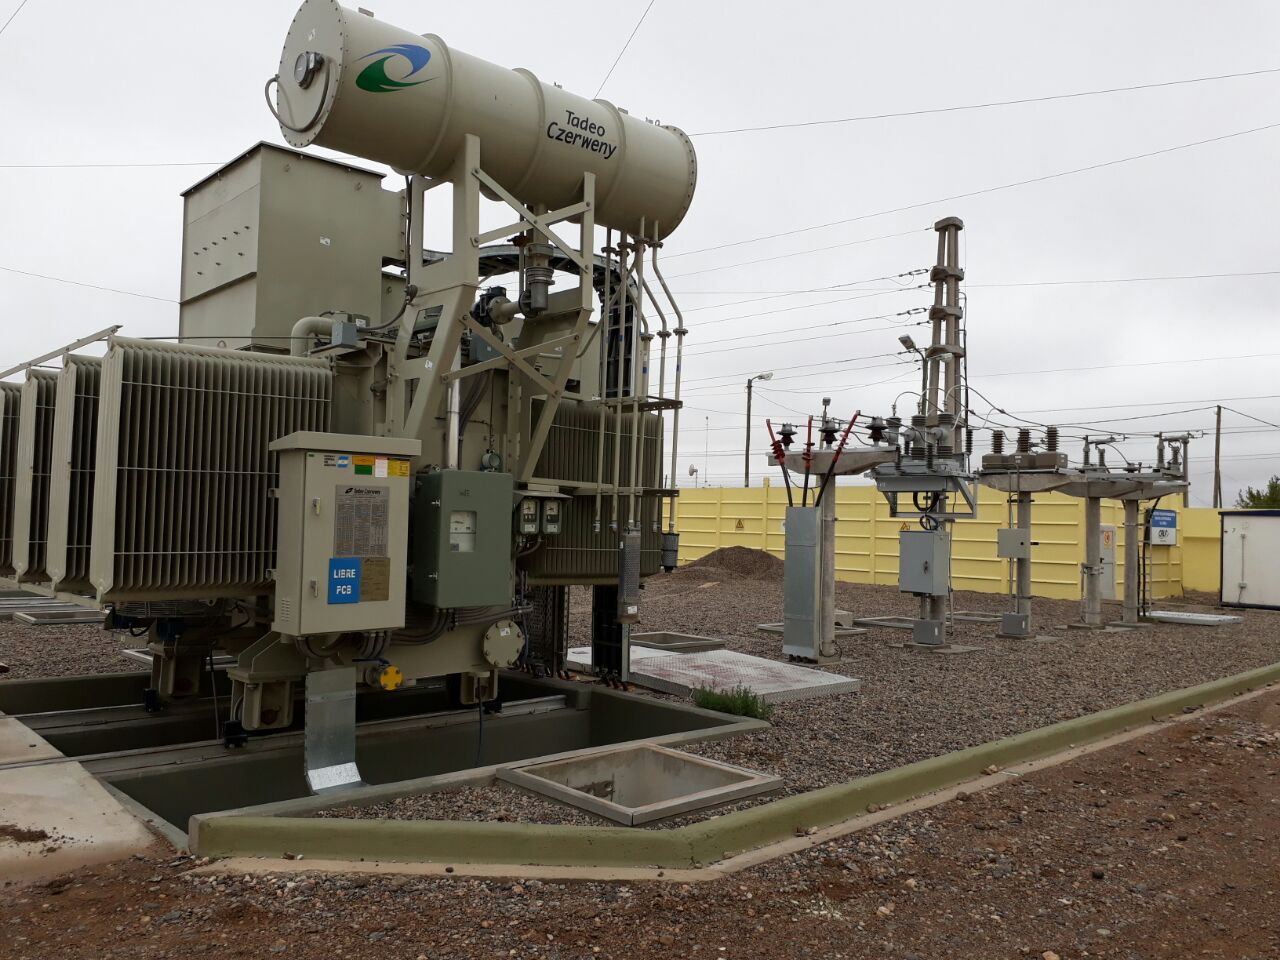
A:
[[1213, 404, 1223, 509], [743, 372, 773, 487]]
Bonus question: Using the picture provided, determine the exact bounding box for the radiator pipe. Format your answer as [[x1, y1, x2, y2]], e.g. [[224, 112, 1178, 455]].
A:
[[611, 235, 628, 530], [594, 230, 613, 532], [628, 221, 647, 530], [651, 233, 685, 534]]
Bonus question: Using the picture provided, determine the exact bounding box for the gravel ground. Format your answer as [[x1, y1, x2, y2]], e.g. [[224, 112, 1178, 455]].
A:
[[334, 547, 1280, 826], [0, 619, 136, 681], [5, 688, 1278, 958]]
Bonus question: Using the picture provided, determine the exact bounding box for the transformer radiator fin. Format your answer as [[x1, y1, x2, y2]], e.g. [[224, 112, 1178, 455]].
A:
[[12, 370, 59, 583], [47, 357, 102, 593], [89, 337, 333, 602], [0, 383, 22, 577]]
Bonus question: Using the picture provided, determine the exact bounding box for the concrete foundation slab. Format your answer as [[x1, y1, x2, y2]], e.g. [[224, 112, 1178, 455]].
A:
[[755, 622, 867, 638], [852, 615, 916, 631], [13, 609, 105, 625], [568, 647, 860, 704], [886, 642, 982, 654], [1145, 610, 1244, 626], [0, 717, 63, 765], [0, 756, 158, 887], [498, 744, 781, 826], [631, 632, 726, 653]]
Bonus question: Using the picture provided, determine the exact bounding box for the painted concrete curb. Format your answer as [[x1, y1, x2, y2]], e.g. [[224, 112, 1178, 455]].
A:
[[191, 660, 1280, 868]]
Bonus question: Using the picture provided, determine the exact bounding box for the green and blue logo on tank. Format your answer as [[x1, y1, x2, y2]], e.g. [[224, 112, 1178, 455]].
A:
[[356, 43, 432, 93]]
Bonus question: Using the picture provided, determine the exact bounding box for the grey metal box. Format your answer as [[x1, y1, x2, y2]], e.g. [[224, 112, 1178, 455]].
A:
[[912, 619, 945, 645], [782, 506, 821, 659], [178, 144, 403, 351], [996, 528, 1030, 559], [899, 529, 950, 596], [412, 470, 514, 608], [271, 432, 420, 637], [1000, 612, 1031, 637]]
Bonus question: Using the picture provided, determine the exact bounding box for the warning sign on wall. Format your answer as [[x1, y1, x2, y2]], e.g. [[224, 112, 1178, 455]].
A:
[[735, 518, 744, 530]]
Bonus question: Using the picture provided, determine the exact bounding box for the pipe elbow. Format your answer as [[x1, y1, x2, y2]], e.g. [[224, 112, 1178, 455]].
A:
[[290, 316, 334, 356]]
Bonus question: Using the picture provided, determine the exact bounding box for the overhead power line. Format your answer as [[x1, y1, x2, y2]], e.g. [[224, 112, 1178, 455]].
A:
[[0, 264, 174, 303], [689, 66, 1280, 136], [674, 270, 1280, 297], [669, 119, 1280, 259], [665, 228, 928, 280], [0, 160, 222, 169], [0, 0, 30, 40], [594, 0, 656, 98]]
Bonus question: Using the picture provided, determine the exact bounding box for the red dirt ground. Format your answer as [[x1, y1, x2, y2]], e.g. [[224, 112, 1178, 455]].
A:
[[3, 690, 1278, 959]]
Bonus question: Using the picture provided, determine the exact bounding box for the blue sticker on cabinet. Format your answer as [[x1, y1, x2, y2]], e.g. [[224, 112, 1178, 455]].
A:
[[328, 557, 362, 604]]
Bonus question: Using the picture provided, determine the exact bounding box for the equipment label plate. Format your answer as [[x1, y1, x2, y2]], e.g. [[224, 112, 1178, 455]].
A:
[[361, 556, 390, 602], [328, 558, 362, 604], [334, 485, 389, 557]]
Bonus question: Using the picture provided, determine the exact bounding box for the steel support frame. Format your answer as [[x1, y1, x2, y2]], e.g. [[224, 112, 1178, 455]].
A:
[[390, 134, 597, 485]]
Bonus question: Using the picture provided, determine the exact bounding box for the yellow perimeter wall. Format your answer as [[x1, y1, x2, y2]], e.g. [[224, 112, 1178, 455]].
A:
[[675, 482, 1223, 601]]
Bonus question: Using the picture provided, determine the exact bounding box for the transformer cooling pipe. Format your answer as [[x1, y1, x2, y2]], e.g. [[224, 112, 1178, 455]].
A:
[[289, 316, 335, 356], [274, 0, 696, 239], [650, 233, 685, 534]]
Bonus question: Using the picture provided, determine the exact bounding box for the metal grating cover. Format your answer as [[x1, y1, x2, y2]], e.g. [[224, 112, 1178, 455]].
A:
[[46, 356, 102, 594], [90, 338, 333, 602], [12, 370, 59, 583], [0, 383, 21, 576]]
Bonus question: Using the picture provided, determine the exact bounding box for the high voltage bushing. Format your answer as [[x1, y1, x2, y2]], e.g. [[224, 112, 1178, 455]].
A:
[[991, 430, 1005, 454], [910, 414, 928, 458], [1016, 428, 1032, 454], [936, 413, 956, 458], [965, 426, 973, 455], [1045, 425, 1059, 452]]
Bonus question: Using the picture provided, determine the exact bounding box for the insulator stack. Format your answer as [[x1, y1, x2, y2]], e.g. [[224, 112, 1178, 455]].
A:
[[1045, 425, 1059, 452], [935, 413, 955, 458], [964, 426, 973, 455], [991, 430, 1005, 454], [910, 414, 927, 458], [1016, 428, 1032, 453]]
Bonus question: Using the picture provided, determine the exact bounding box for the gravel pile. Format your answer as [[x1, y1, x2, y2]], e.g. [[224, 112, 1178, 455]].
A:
[[676, 546, 784, 580], [0, 619, 136, 681], [347, 570, 1280, 827]]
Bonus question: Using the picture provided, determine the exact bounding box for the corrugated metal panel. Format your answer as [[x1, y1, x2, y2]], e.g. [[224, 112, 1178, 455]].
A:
[[526, 400, 665, 582], [11, 370, 59, 583], [532, 401, 663, 489], [0, 382, 22, 576], [47, 356, 102, 594], [89, 337, 333, 602]]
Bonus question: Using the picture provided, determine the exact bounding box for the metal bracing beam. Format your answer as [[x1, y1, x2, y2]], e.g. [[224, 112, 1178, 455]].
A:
[[470, 168, 591, 272], [458, 314, 559, 396], [441, 332, 581, 383], [519, 173, 596, 484], [0, 325, 121, 381]]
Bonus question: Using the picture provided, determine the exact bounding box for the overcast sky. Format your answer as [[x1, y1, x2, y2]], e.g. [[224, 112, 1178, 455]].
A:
[[1, 0, 1277, 505]]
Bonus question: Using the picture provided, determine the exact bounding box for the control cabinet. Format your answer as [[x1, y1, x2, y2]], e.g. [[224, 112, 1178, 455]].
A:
[[898, 529, 951, 597], [270, 432, 420, 636], [412, 470, 514, 608]]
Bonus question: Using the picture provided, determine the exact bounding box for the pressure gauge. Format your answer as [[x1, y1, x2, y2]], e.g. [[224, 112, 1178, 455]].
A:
[[518, 497, 540, 536], [294, 51, 324, 88], [541, 499, 562, 535]]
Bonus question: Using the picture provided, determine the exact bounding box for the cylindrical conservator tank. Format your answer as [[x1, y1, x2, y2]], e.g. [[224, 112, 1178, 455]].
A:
[[275, 0, 697, 239]]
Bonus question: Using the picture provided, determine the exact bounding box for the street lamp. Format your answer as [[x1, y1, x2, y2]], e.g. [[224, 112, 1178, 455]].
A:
[[744, 372, 774, 487], [899, 334, 927, 415]]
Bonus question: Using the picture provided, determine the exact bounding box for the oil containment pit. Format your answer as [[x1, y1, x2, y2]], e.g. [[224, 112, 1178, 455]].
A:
[[499, 743, 781, 825]]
